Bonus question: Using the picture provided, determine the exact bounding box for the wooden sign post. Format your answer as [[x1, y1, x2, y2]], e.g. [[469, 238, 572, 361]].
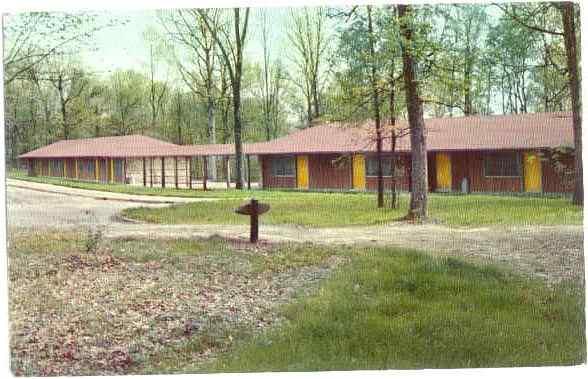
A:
[[235, 198, 270, 243]]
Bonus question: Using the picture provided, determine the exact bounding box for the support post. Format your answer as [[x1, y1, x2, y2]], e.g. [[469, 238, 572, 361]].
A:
[[189, 157, 193, 189], [226, 157, 231, 189], [75, 159, 79, 180], [247, 155, 251, 190], [95, 159, 99, 181], [174, 156, 178, 189], [63, 159, 67, 178], [185, 157, 189, 188], [110, 158, 114, 183], [123, 159, 127, 184], [143, 158, 147, 186], [150, 158, 153, 187], [161, 157, 166, 188], [203, 157, 208, 191], [250, 199, 259, 243]]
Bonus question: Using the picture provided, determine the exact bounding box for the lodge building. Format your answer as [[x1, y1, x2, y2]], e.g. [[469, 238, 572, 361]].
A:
[[18, 112, 576, 195]]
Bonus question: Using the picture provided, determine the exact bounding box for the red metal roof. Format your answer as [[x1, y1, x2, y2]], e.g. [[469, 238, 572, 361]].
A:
[[19, 112, 574, 159], [19, 135, 183, 159], [246, 112, 575, 155]]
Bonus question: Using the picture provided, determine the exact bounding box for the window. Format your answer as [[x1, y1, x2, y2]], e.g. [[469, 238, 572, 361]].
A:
[[114, 159, 124, 178], [484, 152, 521, 177], [50, 159, 63, 176], [366, 157, 393, 177], [271, 156, 295, 176]]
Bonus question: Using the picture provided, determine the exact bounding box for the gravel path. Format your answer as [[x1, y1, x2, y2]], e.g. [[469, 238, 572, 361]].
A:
[[6, 184, 584, 285]]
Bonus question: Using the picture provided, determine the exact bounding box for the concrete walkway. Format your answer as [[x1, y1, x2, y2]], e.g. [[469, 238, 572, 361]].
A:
[[6, 178, 216, 204]]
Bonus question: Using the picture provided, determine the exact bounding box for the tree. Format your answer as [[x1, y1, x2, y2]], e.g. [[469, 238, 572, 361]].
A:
[[30, 58, 89, 140], [107, 70, 146, 136], [146, 43, 168, 134], [160, 9, 221, 178], [259, 10, 286, 141], [560, 2, 582, 205], [198, 8, 250, 189], [288, 8, 330, 125], [398, 4, 428, 221], [498, 2, 582, 204], [3, 12, 121, 85]]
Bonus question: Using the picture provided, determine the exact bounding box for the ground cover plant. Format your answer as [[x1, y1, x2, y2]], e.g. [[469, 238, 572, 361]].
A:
[[210, 249, 586, 371], [8, 230, 343, 376], [11, 173, 583, 227], [8, 231, 585, 375], [122, 194, 582, 227]]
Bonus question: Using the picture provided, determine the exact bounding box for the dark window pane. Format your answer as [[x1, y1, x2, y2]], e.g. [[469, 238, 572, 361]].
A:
[[484, 153, 521, 177], [271, 157, 295, 176], [366, 157, 392, 177]]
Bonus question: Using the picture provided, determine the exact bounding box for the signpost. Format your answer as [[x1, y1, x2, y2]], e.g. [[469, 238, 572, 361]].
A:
[[235, 199, 270, 243]]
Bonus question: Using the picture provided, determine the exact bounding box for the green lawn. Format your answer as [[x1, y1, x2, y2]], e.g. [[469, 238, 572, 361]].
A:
[[122, 193, 582, 227], [9, 173, 583, 227], [8, 231, 585, 374], [210, 249, 584, 371]]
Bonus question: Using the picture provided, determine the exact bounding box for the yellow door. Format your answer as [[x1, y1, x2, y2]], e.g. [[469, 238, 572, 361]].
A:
[[524, 152, 542, 192], [436, 153, 452, 191], [352, 154, 366, 190], [296, 155, 309, 189]]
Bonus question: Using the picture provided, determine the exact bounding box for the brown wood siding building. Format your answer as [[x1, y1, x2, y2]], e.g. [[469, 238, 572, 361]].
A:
[[261, 149, 574, 194], [308, 154, 352, 190]]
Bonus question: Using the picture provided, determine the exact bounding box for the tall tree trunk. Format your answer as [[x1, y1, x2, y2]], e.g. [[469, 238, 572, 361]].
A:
[[207, 97, 217, 181], [312, 79, 320, 119], [389, 72, 398, 209], [57, 76, 69, 140], [367, 6, 384, 208], [232, 79, 244, 189], [398, 4, 428, 221], [561, 2, 583, 205]]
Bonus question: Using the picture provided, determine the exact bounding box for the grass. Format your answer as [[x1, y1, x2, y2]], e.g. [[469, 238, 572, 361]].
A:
[[210, 249, 586, 371], [10, 171, 582, 227], [8, 231, 341, 376], [122, 193, 582, 227], [8, 231, 585, 374]]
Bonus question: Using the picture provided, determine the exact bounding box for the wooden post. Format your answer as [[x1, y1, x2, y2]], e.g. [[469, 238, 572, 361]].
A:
[[75, 159, 79, 180], [142, 158, 147, 186], [250, 199, 259, 243], [123, 159, 127, 184], [203, 157, 208, 191], [185, 157, 190, 188], [247, 155, 251, 190], [235, 199, 269, 243], [161, 157, 166, 188], [150, 158, 153, 187], [189, 157, 193, 189], [226, 157, 231, 188], [174, 156, 178, 189], [110, 158, 114, 183], [95, 159, 99, 181]]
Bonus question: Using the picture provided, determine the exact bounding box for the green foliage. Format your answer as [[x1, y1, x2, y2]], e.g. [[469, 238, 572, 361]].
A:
[[211, 248, 585, 371]]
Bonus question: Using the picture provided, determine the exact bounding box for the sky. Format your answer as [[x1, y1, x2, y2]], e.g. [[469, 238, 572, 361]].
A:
[[21, 7, 314, 83]]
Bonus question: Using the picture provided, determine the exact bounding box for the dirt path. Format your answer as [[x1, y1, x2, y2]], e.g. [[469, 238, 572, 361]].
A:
[[105, 222, 584, 285], [6, 184, 584, 285]]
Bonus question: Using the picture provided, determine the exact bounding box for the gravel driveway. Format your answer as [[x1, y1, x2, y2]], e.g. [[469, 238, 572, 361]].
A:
[[6, 185, 168, 229], [6, 183, 585, 285]]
